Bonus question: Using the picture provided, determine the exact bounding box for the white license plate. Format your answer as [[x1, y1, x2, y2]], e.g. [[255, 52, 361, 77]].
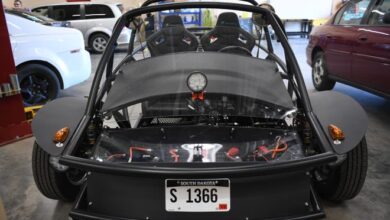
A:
[[165, 179, 230, 212]]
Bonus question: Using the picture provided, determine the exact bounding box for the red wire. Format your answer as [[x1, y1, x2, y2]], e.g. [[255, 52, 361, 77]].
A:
[[129, 146, 150, 162], [169, 149, 179, 162], [271, 137, 288, 159]]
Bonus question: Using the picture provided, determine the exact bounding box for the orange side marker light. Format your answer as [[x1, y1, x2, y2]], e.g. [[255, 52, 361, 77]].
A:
[[53, 127, 70, 147], [328, 124, 345, 144]]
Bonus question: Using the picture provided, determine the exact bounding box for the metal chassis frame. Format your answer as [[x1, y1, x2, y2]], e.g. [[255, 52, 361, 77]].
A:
[[59, 1, 336, 177]]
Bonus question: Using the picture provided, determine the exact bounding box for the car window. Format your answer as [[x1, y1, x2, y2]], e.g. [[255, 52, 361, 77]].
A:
[[6, 10, 54, 25], [117, 4, 125, 14], [85, 4, 115, 19], [339, 0, 371, 25], [368, 0, 390, 25], [52, 5, 81, 21], [32, 6, 49, 17], [333, 4, 347, 24]]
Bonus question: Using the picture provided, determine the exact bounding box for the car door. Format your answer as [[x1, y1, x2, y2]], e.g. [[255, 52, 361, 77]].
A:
[[352, 0, 390, 94], [324, 0, 371, 81], [52, 5, 85, 33], [84, 4, 116, 33], [5, 14, 18, 55]]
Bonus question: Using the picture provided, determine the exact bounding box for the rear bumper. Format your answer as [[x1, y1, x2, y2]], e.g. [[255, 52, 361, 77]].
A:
[[306, 43, 314, 67], [69, 173, 325, 220], [61, 152, 336, 220]]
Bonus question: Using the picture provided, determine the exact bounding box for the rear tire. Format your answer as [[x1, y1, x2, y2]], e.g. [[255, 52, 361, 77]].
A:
[[18, 64, 60, 106], [312, 52, 335, 91], [315, 137, 368, 202], [89, 33, 109, 53], [32, 142, 80, 202]]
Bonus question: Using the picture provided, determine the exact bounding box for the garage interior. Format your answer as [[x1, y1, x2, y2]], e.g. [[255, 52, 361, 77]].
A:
[[0, 0, 389, 220]]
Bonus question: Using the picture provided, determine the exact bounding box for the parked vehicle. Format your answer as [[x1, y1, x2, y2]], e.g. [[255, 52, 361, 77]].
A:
[[5, 9, 70, 27], [307, 0, 390, 98], [32, 2, 131, 53], [5, 12, 91, 106], [31, 1, 368, 219]]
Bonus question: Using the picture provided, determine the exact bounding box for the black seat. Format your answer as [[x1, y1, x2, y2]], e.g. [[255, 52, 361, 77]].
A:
[[147, 15, 198, 56], [201, 12, 255, 55]]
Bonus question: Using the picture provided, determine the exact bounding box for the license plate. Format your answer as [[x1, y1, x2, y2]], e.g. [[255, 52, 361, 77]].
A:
[[165, 179, 230, 212]]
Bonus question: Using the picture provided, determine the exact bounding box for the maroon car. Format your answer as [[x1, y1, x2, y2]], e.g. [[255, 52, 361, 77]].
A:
[[307, 0, 390, 97]]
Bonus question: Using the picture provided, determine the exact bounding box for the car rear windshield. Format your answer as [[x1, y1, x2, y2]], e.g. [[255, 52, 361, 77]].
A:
[[6, 9, 55, 24]]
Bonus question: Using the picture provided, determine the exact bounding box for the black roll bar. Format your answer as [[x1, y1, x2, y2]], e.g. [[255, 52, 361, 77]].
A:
[[141, 0, 259, 7], [62, 1, 334, 158]]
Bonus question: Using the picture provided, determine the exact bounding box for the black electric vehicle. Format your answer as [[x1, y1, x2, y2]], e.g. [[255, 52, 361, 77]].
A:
[[31, 1, 368, 219]]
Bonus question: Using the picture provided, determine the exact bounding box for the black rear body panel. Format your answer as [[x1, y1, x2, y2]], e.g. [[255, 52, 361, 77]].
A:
[[70, 171, 324, 220]]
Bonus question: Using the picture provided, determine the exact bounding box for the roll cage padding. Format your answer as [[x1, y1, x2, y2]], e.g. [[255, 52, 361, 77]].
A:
[[147, 15, 199, 56], [201, 12, 255, 53]]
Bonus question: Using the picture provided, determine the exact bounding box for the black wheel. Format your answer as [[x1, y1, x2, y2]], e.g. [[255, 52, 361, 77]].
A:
[[32, 142, 80, 202], [315, 137, 368, 202], [18, 64, 60, 106], [312, 52, 336, 91], [89, 33, 109, 53]]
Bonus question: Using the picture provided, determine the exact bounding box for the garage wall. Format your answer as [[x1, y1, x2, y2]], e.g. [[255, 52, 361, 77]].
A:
[[2, 0, 144, 10], [269, 0, 333, 19]]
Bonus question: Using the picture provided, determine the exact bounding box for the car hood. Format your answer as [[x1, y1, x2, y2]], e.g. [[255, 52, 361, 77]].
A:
[[101, 52, 294, 112], [20, 25, 81, 37]]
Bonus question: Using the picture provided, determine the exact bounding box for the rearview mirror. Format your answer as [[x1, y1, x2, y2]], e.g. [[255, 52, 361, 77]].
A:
[[253, 3, 276, 26], [383, 11, 390, 24]]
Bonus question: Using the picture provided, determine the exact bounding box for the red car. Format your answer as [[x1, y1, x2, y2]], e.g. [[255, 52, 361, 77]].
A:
[[307, 0, 390, 97]]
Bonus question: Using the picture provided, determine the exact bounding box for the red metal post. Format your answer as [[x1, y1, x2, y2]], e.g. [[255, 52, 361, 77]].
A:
[[0, 2, 32, 146]]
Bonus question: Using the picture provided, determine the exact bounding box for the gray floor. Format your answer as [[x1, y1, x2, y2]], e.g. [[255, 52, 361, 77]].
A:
[[0, 39, 389, 220]]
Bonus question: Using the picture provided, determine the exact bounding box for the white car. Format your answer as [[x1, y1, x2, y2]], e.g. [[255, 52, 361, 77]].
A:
[[32, 2, 131, 53], [6, 12, 91, 106]]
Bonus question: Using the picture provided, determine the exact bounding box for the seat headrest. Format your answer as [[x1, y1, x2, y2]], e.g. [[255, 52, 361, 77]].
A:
[[216, 12, 240, 27], [163, 15, 184, 28]]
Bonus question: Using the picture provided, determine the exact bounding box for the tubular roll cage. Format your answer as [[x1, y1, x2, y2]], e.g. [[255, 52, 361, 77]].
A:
[[59, 0, 338, 174]]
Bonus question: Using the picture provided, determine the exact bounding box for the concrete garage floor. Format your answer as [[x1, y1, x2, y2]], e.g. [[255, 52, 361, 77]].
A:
[[0, 39, 389, 220]]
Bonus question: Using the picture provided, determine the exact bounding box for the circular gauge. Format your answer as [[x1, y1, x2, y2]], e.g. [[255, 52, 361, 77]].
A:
[[187, 72, 208, 92]]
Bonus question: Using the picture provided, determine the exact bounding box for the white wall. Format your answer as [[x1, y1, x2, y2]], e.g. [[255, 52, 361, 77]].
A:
[[269, 0, 333, 19]]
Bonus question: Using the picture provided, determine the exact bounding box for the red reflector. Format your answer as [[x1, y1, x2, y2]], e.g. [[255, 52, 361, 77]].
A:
[[219, 203, 228, 210]]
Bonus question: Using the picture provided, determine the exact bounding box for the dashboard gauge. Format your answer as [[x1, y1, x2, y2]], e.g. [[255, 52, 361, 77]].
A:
[[187, 72, 207, 92]]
